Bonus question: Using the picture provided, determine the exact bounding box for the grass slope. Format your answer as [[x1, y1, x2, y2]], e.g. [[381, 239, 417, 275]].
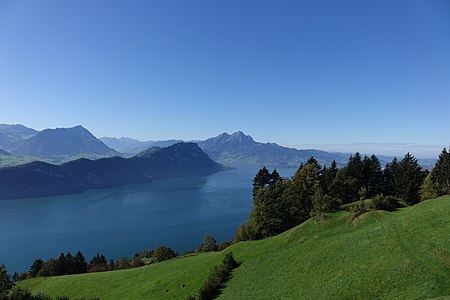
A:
[[20, 196, 450, 299]]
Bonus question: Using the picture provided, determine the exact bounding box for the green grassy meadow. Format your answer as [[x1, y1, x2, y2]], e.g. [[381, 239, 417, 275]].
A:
[[20, 196, 450, 299]]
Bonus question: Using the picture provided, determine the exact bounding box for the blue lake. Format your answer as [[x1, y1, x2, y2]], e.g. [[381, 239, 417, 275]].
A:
[[0, 167, 294, 273]]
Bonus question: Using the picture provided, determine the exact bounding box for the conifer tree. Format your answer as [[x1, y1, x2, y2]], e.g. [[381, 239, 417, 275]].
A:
[[383, 157, 399, 195], [363, 154, 384, 198], [394, 153, 425, 204], [29, 259, 44, 278], [431, 148, 450, 195], [0, 264, 13, 297]]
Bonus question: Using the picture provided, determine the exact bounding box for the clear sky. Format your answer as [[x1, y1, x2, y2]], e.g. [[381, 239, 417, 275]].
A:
[[1, 0, 449, 155]]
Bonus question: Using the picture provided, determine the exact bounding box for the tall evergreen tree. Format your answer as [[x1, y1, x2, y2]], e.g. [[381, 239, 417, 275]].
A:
[[394, 153, 425, 204], [321, 160, 339, 195], [431, 148, 450, 195], [248, 180, 289, 239], [347, 152, 365, 186], [363, 154, 384, 198], [29, 259, 44, 278], [329, 167, 359, 204], [88, 253, 108, 272], [198, 234, 218, 252], [0, 264, 13, 297], [73, 251, 88, 274], [383, 157, 399, 195], [252, 167, 271, 193]]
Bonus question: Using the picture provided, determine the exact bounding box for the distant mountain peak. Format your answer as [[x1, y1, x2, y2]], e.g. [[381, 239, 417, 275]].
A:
[[229, 131, 255, 144], [14, 125, 117, 158]]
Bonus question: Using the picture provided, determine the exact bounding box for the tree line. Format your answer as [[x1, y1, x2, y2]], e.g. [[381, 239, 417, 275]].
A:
[[235, 149, 450, 241]]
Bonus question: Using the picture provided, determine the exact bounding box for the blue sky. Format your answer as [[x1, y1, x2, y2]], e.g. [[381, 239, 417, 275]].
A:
[[0, 0, 449, 156]]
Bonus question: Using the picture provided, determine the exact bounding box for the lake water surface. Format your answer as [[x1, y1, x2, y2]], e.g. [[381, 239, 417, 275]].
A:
[[0, 167, 294, 273]]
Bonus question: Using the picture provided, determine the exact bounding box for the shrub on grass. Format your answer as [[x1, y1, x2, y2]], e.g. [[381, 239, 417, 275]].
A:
[[370, 194, 401, 211], [189, 252, 240, 300], [350, 201, 370, 220]]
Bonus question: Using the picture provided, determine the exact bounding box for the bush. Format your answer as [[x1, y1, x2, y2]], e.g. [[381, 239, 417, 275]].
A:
[[370, 195, 401, 211], [153, 245, 177, 263], [189, 252, 239, 300], [350, 201, 370, 220]]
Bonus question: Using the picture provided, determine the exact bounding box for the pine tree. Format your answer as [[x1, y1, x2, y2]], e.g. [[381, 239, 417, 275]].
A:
[[73, 251, 88, 274], [431, 148, 450, 195], [383, 157, 399, 195], [29, 259, 44, 278], [0, 264, 13, 297], [252, 166, 271, 196], [329, 167, 359, 204], [363, 154, 384, 198], [321, 160, 338, 195], [248, 180, 288, 239], [394, 153, 425, 204], [198, 234, 218, 252], [88, 253, 108, 272]]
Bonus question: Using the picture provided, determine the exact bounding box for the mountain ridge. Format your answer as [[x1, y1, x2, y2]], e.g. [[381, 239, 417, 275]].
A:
[[0, 142, 224, 200], [14, 125, 118, 159]]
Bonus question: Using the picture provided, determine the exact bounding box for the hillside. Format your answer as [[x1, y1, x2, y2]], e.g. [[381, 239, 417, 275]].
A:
[[0, 143, 224, 200], [19, 196, 450, 299], [14, 125, 117, 159]]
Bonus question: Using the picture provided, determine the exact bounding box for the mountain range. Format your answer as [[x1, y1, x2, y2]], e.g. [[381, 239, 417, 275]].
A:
[[197, 131, 349, 167], [102, 131, 350, 167], [0, 142, 224, 200], [0, 124, 38, 151]]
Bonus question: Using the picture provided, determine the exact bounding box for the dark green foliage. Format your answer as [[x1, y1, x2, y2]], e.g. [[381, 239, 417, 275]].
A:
[[394, 153, 425, 204], [252, 167, 282, 197], [321, 160, 338, 195], [233, 223, 252, 243], [363, 155, 384, 198], [420, 173, 439, 201], [369, 195, 401, 211], [7, 286, 51, 300], [153, 245, 177, 263], [29, 260, 44, 278], [138, 249, 154, 259], [12, 272, 29, 282], [350, 201, 370, 221], [431, 148, 450, 195], [38, 259, 58, 277], [383, 157, 398, 195], [0, 264, 13, 298], [117, 257, 129, 270], [310, 186, 336, 221], [197, 234, 218, 253], [329, 167, 359, 204], [195, 253, 239, 300], [217, 240, 232, 251], [107, 259, 117, 271], [248, 180, 290, 239], [346, 153, 365, 187], [88, 253, 108, 273], [73, 251, 88, 274], [222, 253, 239, 271], [129, 255, 145, 269]]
